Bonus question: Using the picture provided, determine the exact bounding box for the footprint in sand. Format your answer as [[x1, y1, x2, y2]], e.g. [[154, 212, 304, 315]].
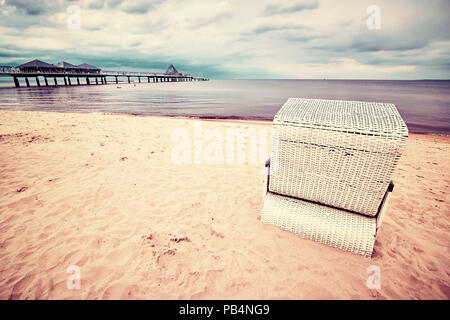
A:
[[16, 186, 28, 193]]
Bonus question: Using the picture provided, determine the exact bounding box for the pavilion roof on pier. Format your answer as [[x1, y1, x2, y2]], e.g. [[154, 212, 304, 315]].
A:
[[16, 59, 57, 69], [56, 61, 81, 69], [78, 63, 101, 71], [164, 64, 182, 75]]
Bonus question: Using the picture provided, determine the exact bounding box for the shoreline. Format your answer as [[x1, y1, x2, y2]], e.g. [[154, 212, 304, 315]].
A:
[[0, 109, 447, 135]]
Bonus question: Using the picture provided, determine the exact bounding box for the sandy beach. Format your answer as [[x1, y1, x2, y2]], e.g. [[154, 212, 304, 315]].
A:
[[0, 110, 448, 300]]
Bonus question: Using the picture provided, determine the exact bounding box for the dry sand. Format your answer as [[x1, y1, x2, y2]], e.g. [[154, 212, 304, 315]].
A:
[[0, 110, 448, 300]]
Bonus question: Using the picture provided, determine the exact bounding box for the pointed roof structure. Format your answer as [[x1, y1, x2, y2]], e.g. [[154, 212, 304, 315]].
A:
[[78, 63, 101, 70], [164, 64, 181, 75], [56, 61, 80, 69], [16, 59, 56, 69]]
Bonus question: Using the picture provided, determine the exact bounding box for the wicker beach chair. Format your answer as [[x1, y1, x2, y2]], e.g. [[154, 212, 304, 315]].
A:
[[261, 98, 408, 257]]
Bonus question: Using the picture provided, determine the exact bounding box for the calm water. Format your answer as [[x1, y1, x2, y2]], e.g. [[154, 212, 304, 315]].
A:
[[0, 78, 449, 134]]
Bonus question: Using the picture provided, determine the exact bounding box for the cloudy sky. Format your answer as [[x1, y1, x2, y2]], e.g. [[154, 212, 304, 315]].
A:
[[0, 0, 449, 79]]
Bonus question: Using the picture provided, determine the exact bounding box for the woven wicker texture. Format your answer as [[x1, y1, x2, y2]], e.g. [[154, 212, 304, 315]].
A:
[[269, 98, 408, 216], [262, 192, 377, 257]]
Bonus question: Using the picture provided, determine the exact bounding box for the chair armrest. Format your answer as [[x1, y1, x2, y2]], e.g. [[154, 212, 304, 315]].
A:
[[263, 159, 271, 199], [376, 181, 394, 230], [388, 181, 394, 192]]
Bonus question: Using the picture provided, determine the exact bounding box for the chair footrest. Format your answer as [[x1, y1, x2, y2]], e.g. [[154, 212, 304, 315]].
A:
[[262, 192, 377, 257]]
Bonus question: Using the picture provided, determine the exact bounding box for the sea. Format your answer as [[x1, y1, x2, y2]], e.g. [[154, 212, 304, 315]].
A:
[[0, 78, 449, 134]]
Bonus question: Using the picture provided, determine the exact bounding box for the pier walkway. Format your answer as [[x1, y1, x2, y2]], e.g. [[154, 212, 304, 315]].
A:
[[0, 66, 208, 88]]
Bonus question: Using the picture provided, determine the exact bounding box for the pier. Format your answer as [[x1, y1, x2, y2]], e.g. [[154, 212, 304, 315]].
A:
[[0, 61, 208, 88]]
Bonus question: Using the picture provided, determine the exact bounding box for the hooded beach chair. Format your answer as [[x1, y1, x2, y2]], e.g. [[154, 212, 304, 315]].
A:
[[262, 98, 408, 257]]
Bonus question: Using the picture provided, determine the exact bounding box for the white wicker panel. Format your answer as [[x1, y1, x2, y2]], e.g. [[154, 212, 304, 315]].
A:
[[269, 98, 408, 216], [262, 192, 377, 257]]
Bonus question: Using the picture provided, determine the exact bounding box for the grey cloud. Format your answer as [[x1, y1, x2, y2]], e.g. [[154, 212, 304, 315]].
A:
[[119, 0, 164, 14], [5, 0, 49, 15], [106, 0, 125, 9], [264, 1, 318, 16], [0, 12, 45, 29], [241, 23, 315, 43], [86, 26, 103, 31], [191, 12, 233, 29], [0, 46, 245, 78], [0, 50, 18, 58], [252, 23, 307, 35], [88, 1, 107, 10], [349, 38, 430, 52]]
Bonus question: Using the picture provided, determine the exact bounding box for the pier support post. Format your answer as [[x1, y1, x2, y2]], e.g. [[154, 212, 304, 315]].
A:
[[138, 76, 141, 83], [77, 77, 80, 85], [25, 77, 30, 87], [115, 76, 118, 84], [147, 77, 150, 83], [86, 77, 90, 85], [103, 76, 107, 84], [13, 76, 20, 87], [54, 77, 58, 86], [128, 76, 130, 83], [64, 77, 67, 86], [36, 77, 40, 87], [95, 77, 98, 85], [68, 77, 72, 85], [44, 77, 48, 86]]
